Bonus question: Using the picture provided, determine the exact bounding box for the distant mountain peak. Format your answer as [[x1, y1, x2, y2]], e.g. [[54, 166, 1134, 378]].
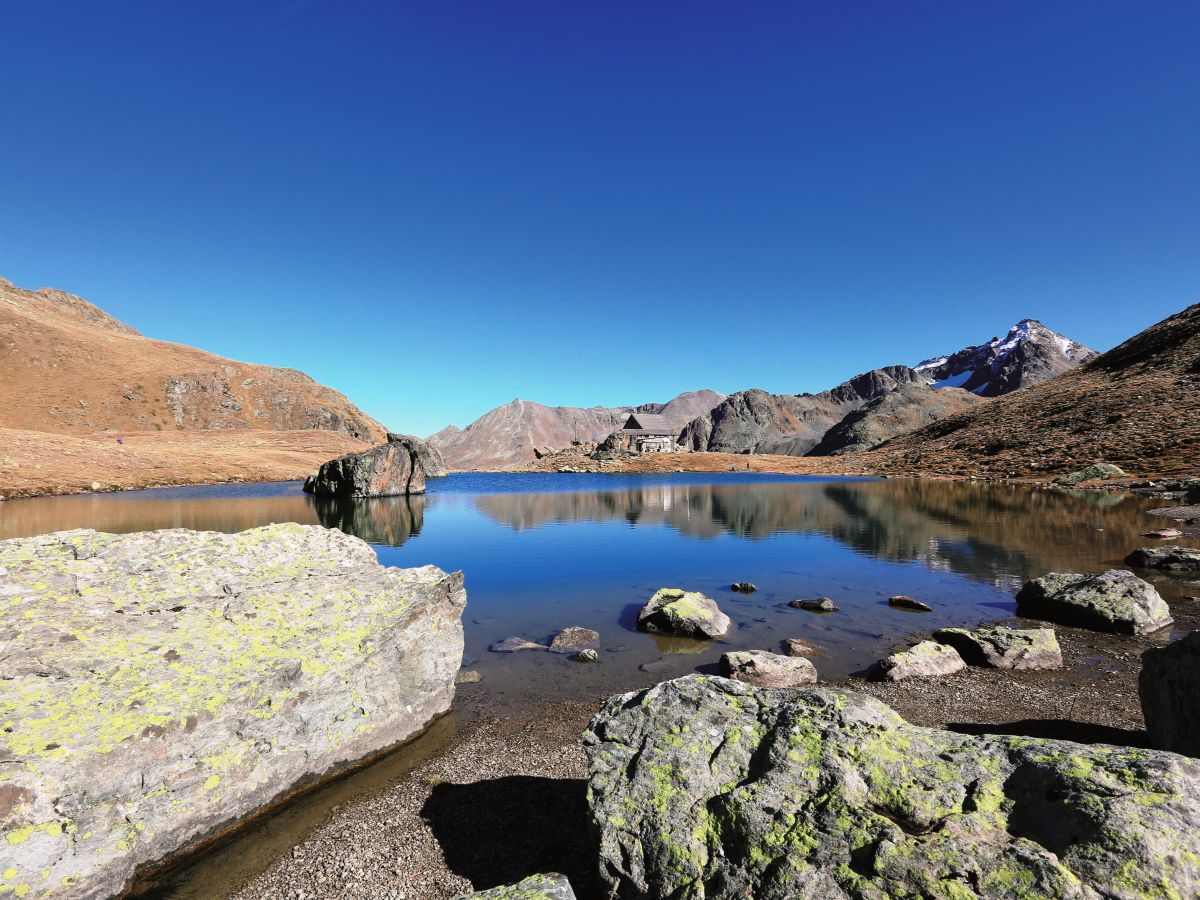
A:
[[914, 319, 1096, 397]]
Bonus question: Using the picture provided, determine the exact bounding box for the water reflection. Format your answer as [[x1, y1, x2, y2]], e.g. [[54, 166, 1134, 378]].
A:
[[309, 494, 425, 547]]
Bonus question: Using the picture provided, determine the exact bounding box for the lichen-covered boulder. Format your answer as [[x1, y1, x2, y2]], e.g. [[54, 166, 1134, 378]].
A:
[[1053, 463, 1125, 486], [1126, 545, 1200, 572], [584, 675, 1200, 900], [453, 872, 577, 899], [304, 434, 438, 497], [932, 625, 1063, 670], [1140, 631, 1200, 757], [872, 640, 965, 681], [637, 588, 730, 639], [1015, 568, 1173, 635], [720, 650, 817, 688], [0, 524, 466, 899]]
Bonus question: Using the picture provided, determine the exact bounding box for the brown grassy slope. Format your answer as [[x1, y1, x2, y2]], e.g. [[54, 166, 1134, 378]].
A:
[[864, 303, 1200, 478], [0, 276, 386, 442], [0, 428, 369, 499]]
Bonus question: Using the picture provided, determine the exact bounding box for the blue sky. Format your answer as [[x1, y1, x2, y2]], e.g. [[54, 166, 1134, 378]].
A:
[[2, 1, 1198, 436]]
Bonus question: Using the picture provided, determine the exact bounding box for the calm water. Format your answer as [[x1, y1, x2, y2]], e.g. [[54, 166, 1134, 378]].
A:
[[3, 473, 1196, 716], [7, 473, 1198, 898]]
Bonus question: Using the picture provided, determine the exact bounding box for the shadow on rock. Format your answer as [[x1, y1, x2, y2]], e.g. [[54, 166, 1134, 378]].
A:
[[420, 776, 600, 898], [947, 719, 1149, 747]]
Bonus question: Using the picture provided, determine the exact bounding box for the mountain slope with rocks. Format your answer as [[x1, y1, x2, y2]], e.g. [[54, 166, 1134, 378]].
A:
[[0, 276, 386, 442], [680, 319, 1094, 457], [868, 303, 1200, 478], [428, 389, 724, 470]]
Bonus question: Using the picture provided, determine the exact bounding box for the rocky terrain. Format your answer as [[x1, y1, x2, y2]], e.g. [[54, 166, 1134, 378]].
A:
[[867, 302, 1200, 478], [0, 276, 386, 442], [427, 390, 724, 470], [0, 523, 466, 899], [679, 319, 1094, 458]]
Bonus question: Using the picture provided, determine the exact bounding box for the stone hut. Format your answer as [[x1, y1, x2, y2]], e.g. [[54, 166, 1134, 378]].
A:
[[618, 412, 678, 453]]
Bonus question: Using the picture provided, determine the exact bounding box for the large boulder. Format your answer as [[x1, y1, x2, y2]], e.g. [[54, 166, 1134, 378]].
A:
[[1015, 569, 1173, 635], [584, 675, 1200, 900], [719, 650, 817, 688], [304, 434, 440, 497], [871, 640, 965, 681], [387, 431, 449, 477], [0, 524, 465, 899], [1140, 631, 1200, 757], [453, 873, 577, 899], [637, 588, 730, 639], [1053, 463, 1125, 486], [1126, 545, 1200, 572], [932, 625, 1063, 670]]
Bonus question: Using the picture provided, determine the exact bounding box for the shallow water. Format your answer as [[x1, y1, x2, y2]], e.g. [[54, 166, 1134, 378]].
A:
[[5, 473, 1198, 897], [3, 473, 1196, 714]]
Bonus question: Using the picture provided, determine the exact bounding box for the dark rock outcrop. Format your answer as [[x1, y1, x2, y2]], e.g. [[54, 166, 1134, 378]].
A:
[[585, 676, 1200, 899], [1015, 569, 1173, 634], [808, 383, 988, 455], [304, 435, 439, 497], [1140, 631, 1200, 757], [1125, 545, 1200, 572]]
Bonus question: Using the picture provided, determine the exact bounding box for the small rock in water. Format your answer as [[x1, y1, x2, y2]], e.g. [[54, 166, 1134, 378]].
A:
[[782, 637, 820, 657], [575, 648, 599, 663], [488, 636, 548, 653], [1125, 545, 1200, 572], [720, 650, 817, 688], [888, 595, 933, 612], [731, 582, 757, 594], [1143, 528, 1183, 539], [548, 626, 600, 653], [637, 587, 730, 639], [455, 670, 482, 684], [873, 641, 965, 681], [788, 597, 837, 612]]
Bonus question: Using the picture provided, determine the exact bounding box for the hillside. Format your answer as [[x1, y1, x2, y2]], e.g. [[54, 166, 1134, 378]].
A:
[[428, 390, 724, 470], [0, 276, 386, 442], [867, 303, 1200, 477]]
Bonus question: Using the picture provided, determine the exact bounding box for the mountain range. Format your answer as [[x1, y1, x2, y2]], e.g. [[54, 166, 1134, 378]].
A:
[[430, 319, 1096, 469]]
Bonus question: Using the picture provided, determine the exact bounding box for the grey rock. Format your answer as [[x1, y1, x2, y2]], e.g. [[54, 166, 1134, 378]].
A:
[[387, 431, 448, 477], [584, 675, 1200, 900], [1053, 463, 1125, 486], [782, 637, 821, 657], [0, 524, 465, 900], [489, 636, 548, 653], [1125, 545, 1200, 572], [303, 435, 439, 497], [455, 670, 482, 684], [719, 650, 818, 688], [453, 872, 577, 899], [1016, 569, 1173, 634], [872, 640, 966, 680], [575, 648, 599, 663], [788, 597, 837, 612], [636, 588, 730, 639], [933, 625, 1063, 670], [887, 594, 932, 612], [547, 626, 600, 653], [1140, 631, 1200, 758]]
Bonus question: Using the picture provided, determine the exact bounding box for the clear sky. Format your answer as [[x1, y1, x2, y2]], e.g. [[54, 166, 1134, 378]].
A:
[[3, 1, 1198, 436]]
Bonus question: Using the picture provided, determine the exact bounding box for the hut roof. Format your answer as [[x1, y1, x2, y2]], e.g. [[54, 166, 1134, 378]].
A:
[[623, 413, 674, 433]]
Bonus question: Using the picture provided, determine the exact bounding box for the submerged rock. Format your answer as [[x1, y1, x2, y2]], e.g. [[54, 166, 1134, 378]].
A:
[[887, 594, 932, 612], [788, 596, 837, 612], [303, 434, 439, 497], [489, 636, 548, 653], [637, 588, 730, 639], [548, 626, 600, 652], [872, 640, 965, 681], [0, 524, 466, 900], [575, 648, 599, 663], [719, 650, 817, 688], [782, 637, 821, 657], [1015, 568, 1173, 635], [584, 675, 1200, 900], [1144, 528, 1184, 538], [456, 670, 482, 684], [932, 625, 1063, 670], [453, 872, 577, 899], [1140, 631, 1200, 758], [1125, 545, 1200, 571], [1053, 463, 1125, 485], [730, 582, 757, 594]]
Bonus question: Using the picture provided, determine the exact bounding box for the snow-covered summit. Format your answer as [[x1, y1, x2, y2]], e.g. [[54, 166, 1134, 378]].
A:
[[915, 319, 1097, 397]]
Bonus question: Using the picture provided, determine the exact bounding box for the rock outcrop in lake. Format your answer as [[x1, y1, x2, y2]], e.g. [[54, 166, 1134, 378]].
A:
[[304, 434, 440, 497], [0, 524, 466, 899], [584, 675, 1200, 900], [1015, 569, 1173, 634], [1140, 631, 1200, 758], [637, 588, 730, 639]]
